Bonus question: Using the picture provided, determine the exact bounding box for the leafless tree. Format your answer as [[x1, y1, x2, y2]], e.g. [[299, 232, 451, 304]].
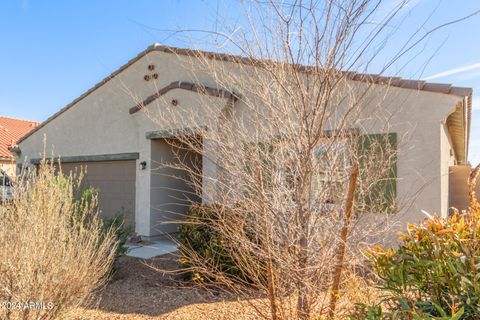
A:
[[133, 1, 477, 319]]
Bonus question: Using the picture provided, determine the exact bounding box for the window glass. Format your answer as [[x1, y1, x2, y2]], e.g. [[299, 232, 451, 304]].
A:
[[243, 138, 350, 206], [313, 140, 348, 204], [0, 171, 10, 187]]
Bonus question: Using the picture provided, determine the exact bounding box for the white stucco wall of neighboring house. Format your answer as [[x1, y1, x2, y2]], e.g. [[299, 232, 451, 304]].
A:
[[0, 160, 16, 178], [16, 48, 466, 237]]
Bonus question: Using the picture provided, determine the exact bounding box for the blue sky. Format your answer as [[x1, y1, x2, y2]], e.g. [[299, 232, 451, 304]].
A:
[[0, 0, 478, 164]]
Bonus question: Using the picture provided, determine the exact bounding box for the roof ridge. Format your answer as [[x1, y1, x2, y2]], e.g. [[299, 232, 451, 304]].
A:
[[0, 115, 40, 124], [17, 43, 473, 144], [149, 44, 473, 96]]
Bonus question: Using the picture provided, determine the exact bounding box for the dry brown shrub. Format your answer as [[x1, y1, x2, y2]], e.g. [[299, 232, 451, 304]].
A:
[[0, 160, 118, 320], [334, 271, 381, 318]]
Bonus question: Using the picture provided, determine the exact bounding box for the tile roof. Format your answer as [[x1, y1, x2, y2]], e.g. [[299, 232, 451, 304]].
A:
[[17, 44, 473, 145], [0, 116, 39, 160]]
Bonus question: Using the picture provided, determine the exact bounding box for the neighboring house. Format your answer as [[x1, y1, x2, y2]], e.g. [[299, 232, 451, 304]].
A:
[[0, 116, 38, 178], [15, 44, 472, 238]]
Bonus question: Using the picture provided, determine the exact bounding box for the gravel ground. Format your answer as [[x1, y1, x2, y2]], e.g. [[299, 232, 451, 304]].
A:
[[69, 254, 262, 320], [67, 253, 373, 319]]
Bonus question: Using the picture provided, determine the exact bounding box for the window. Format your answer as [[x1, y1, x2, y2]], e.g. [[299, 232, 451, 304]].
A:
[[312, 140, 349, 205], [243, 138, 350, 205], [0, 170, 11, 187], [355, 133, 397, 213], [240, 132, 397, 214]]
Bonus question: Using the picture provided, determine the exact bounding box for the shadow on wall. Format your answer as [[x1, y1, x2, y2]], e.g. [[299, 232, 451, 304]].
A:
[[150, 138, 202, 236]]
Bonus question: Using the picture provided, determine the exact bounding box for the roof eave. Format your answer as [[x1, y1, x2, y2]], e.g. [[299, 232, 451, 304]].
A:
[[16, 43, 474, 145], [446, 94, 471, 165]]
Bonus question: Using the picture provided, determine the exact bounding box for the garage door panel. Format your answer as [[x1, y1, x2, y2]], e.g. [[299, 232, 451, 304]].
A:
[[58, 160, 136, 227]]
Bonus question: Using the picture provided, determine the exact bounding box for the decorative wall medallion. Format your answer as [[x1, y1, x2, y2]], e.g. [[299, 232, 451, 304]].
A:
[[144, 64, 157, 81]]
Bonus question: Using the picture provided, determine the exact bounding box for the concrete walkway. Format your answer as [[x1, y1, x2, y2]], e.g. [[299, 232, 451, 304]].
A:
[[125, 238, 178, 259]]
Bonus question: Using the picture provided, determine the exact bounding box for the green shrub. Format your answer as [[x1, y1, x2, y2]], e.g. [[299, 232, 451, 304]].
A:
[[351, 205, 480, 319], [350, 302, 465, 320], [177, 204, 248, 281], [102, 214, 133, 261], [76, 185, 98, 204]]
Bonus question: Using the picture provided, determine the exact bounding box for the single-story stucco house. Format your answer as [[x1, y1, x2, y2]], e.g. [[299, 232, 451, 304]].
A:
[[14, 44, 472, 238]]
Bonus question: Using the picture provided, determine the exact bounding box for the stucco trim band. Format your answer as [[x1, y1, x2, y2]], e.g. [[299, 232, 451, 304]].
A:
[[30, 152, 140, 164], [129, 81, 237, 114], [146, 126, 208, 140]]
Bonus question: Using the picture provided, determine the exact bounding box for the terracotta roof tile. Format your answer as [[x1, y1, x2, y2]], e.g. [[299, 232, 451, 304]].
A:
[[0, 116, 39, 160]]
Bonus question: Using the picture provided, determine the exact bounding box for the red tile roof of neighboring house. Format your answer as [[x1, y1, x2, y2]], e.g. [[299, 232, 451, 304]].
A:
[[0, 116, 39, 160]]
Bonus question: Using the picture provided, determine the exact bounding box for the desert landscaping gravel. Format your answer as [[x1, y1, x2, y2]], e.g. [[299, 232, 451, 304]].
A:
[[70, 254, 261, 320], [68, 252, 371, 319]]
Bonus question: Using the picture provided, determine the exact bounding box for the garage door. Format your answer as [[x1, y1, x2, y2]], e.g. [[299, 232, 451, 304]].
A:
[[59, 160, 136, 227]]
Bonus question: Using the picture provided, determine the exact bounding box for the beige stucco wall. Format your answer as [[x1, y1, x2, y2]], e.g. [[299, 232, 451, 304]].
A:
[[226, 74, 461, 222], [16, 51, 230, 236], [17, 49, 463, 236]]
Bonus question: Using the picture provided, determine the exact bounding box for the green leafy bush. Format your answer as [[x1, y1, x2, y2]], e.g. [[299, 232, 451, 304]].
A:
[[351, 204, 480, 319], [102, 214, 133, 261], [76, 185, 98, 204], [350, 302, 464, 320], [177, 204, 248, 281]]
